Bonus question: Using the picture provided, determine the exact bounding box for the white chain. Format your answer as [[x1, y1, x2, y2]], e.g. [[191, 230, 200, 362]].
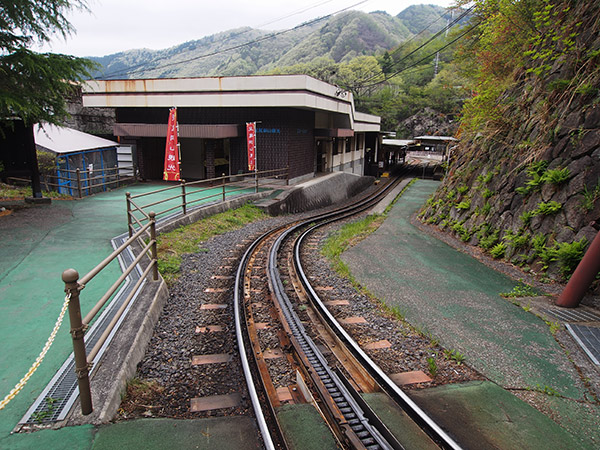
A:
[[0, 293, 71, 410]]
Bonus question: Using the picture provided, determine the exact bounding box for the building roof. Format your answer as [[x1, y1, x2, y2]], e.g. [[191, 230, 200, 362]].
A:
[[382, 139, 414, 147], [413, 135, 458, 142], [82, 75, 380, 132], [34, 123, 118, 154]]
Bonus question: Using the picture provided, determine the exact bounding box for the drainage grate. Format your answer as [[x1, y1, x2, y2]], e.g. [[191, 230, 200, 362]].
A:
[[18, 233, 142, 428], [566, 324, 600, 365], [541, 307, 600, 323], [18, 193, 252, 428]]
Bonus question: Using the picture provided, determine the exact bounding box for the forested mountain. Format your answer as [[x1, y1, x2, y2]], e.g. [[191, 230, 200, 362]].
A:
[[90, 5, 451, 79]]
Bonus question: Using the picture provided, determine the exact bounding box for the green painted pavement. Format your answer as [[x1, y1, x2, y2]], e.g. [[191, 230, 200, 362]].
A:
[[276, 404, 337, 450], [342, 179, 599, 446], [91, 417, 261, 450], [408, 381, 585, 449], [361, 393, 437, 450], [0, 183, 256, 449]]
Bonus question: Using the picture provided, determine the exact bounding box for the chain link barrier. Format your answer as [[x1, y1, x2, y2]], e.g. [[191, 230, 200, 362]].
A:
[[0, 293, 71, 411]]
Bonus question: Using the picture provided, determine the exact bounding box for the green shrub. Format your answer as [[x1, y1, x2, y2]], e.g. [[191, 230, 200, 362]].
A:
[[554, 238, 588, 278], [527, 161, 549, 177], [532, 233, 548, 257], [481, 202, 492, 216], [547, 79, 571, 92], [575, 83, 598, 96], [446, 190, 456, 200], [511, 232, 530, 250], [580, 181, 600, 211], [490, 242, 507, 259], [426, 356, 438, 378], [453, 222, 472, 242], [520, 210, 535, 226], [542, 167, 570, 185], [480, 230, 500, 250], [456, 199, 471, 210], [525, 173, 545, 192], [500, 281, 537, 298], [483, 188, 494, 199], [534, 201, 562, 216], [457, 185, 469, 195]]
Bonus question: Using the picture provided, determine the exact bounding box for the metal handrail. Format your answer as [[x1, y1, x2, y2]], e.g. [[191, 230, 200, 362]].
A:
[[129, 167, 287, 200], [126, 167, 289, 236], [62, 212, 159, 415]]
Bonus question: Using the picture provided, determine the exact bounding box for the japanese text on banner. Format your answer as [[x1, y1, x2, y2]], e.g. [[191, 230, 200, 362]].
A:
[[163, 108, 180, 181], [246, 122, 256, 171]]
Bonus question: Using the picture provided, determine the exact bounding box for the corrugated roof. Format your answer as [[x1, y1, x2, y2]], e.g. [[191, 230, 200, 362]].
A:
[[413, 135, 458, 142], [34, 123, 117, 154]]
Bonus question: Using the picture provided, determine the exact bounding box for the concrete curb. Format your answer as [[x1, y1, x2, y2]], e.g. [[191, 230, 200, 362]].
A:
[[369, 178, 414, 215], [67, 277, 169, 425]]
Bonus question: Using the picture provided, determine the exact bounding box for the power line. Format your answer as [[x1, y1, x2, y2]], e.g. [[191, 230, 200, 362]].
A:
[[97, 0, 369, 79], [362, 5, 475, 87], [361, 21, 482, 90]]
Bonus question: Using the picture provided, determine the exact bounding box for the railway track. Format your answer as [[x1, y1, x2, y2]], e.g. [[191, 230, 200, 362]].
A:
[[234, 177, 463, 450]]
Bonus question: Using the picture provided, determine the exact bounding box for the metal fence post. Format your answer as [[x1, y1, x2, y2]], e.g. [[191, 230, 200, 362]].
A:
[[115, 165, 120, 188], [149, 212, 159, 281], [62, 269, 93, 415], [126, 192, 133, 238], [222, 176, 226, 202], [76, 169, 82, 199], [181, 180, 187, 215], [255, 171, 258, 193], [286, 166, 290, 186]]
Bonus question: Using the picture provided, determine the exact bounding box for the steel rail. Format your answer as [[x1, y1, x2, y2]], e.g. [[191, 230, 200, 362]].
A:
[[292, 193, 463, 449], [232, 177, 406, 449], [269, 228, 396, 449], [234, 229, 278, 450]]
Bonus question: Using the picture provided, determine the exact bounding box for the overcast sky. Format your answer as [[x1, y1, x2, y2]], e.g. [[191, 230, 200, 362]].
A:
[[36, 0, 455, 57]]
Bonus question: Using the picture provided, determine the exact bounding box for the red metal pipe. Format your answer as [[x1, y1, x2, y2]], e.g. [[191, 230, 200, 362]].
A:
[[556, 229, 600, 308]]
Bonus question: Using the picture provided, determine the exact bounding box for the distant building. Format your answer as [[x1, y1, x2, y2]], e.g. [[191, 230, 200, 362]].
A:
[[82, 75, 381, 183], [34, 124, 131, 195], [410, 135, 458, 156]]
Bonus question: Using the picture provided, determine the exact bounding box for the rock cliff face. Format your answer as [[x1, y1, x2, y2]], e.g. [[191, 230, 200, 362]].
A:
[[419, 1, 600, 288], [398, 107, 458, 138]]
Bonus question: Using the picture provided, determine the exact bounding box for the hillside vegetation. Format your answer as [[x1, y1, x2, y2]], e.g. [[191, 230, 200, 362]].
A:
[[90, 5, 452, 79], [420, 0, 600, 287]]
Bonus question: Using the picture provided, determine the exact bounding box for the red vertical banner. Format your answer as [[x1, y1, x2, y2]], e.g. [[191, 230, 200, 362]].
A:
[[163, 107, 181, 181], [246, 122, 256, 172]]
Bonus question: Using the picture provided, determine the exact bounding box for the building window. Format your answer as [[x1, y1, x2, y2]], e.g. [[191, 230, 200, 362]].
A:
[[345, 138, 351, 153], [332, 138, 339, 155]]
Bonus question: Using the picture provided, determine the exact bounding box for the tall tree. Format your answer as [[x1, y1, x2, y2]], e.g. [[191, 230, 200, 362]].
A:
[[0, 0, 95, 127]]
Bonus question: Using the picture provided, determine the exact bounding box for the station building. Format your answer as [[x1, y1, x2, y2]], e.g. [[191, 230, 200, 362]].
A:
[[82, 75, 381, 183]]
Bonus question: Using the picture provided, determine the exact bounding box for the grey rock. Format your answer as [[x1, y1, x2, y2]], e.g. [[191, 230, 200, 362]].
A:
[[574, 130, 600, 158], [584, 105, 600, 129]]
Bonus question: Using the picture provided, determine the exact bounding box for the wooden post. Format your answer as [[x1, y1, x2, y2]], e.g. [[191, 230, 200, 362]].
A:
[[149, 212, 159, 281], [126, 192, 133, 238], [62, 269, 92, 415], [181, 180, 187, 215], [76, 169, 82, 199]]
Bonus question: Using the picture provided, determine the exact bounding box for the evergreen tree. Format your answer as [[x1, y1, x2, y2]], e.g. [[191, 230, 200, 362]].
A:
[[0, 0, 95, 127]]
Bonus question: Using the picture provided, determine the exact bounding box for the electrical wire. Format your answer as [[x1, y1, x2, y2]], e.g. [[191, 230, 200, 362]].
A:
[[360, 21, 482, 90], [360, 5, 475, 87], [97, 0, 369, 79]]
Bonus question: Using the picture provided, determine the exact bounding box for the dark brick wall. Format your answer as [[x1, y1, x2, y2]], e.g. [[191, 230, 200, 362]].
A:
[[117, 107, 316, 180]]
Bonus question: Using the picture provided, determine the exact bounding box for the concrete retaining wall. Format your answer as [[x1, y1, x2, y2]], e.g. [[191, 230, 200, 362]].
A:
[[256, 172, 375, 215]]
